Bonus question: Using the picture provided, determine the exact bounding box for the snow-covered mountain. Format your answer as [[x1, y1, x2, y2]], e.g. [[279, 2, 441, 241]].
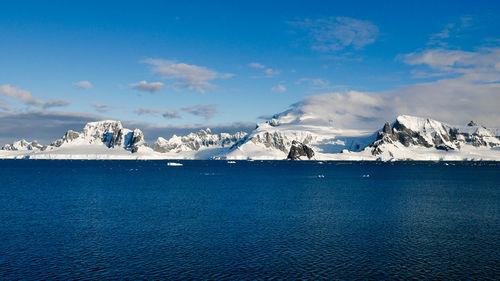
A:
[[151, 128, 247, 159], [225, 109, 378, 160], [346, 115, 500, 161], [0, 115, 499, 160], [50, 120, 149, 152], [0, 121, 153, 159]]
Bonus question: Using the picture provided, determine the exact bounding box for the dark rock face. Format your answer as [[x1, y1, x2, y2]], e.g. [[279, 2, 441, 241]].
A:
[[467, 121, 477, 127], [251, 132, 288, 153], [382, 122, 392, 135], [287, 140, 314, 160], [51, 130, 80, 147], [106, 128, 122, 147], [128, 130, 148, 153]]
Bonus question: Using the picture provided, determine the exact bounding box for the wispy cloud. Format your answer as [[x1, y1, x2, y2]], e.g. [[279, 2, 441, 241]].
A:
[[182, 104, 218, 120], [271, 84, 286, 92], [248, 62, 281, 78], [402, 47, 500, 82], [141, 59, 233, 93], [73, 81, 92, 89], [134, 107, 181, 119], [0, 84, 69, 109], [428, 16, 473, 46], [91, 103, 114, 113], [0, 105, 11, 111], [43, 100, 69, 109], [163, 110, 181, 119], [248, 62, 265, 69], [296, 78, 333, 90], [257, 114, 275, 120], [134, 107, 161, 116], [264, 68, 281, 77], [130, 80, 164, 93], [288, 16, 379, 52]]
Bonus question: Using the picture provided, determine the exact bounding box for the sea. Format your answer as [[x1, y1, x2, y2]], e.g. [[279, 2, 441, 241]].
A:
[[0, 160, 499, 280]]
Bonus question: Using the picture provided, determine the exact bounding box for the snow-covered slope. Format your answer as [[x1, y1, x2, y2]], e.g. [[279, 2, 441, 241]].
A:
[[1, 116, 499, 160], [225, 110, 378, 160]]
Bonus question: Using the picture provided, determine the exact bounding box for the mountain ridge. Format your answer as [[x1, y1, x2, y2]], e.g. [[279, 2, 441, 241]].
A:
[[1, 115, 499, 161]]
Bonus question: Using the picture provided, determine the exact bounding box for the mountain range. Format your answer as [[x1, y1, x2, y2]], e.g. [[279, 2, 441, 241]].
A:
[[1, 112, 499, 161]]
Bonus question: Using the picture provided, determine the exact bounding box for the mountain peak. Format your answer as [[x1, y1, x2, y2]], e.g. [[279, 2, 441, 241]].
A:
[[467, 120, 478, 127]]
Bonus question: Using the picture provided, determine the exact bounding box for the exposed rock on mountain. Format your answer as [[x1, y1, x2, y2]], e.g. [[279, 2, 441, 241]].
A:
[[225, 109, 376, 160], [152, 129, 247, 153], [49, 120, 150, 152], [287, 140, 315, 160], [0, 115, 499, 160], [364, 115, 500, 159]]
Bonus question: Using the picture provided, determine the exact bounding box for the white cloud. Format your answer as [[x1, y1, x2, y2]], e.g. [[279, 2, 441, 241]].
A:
[[271, 84, 286, 92], [286, 49, 500, 129], [0, 84, 69, 109], [130, 81, 164, 93], [280, 44, 500, 129], [248, 62, 265, 69], [289, 16, 379, 52], [141, 59, 233, 93], [182, 104, 218, 120], [73, 81, 92, 89], [402, 47, 500, 82]]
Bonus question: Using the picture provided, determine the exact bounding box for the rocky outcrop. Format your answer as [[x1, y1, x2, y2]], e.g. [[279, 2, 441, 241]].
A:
[[287, 140, 315, 160]]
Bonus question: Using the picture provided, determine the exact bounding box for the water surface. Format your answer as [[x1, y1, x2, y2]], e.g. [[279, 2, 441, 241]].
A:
[[0, 160, 499, 279]]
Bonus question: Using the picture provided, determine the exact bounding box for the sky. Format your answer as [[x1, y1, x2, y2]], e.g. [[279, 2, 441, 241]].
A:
[[1, 0, 500, 143]]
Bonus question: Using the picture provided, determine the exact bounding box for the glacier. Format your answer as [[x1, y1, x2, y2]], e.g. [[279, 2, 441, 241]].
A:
[[1, 114, 499, 161]]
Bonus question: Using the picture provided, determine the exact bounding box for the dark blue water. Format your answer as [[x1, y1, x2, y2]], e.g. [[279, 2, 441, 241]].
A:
[[0, 160, 499, 280]]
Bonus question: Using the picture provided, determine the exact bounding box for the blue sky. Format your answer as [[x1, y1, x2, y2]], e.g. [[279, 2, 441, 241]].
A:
[[1, 0, 500, 142]]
